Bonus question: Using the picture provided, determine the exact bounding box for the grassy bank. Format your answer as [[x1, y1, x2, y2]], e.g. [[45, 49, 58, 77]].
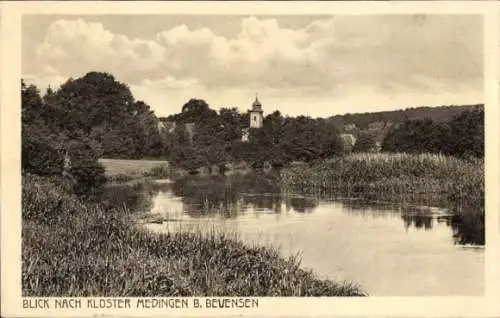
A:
[[99, 158, 170, 175], [22, 174, 366, 296], [281, 153, 483, 207], [280, 153, 484, 244], [99, 158, 173, 181]]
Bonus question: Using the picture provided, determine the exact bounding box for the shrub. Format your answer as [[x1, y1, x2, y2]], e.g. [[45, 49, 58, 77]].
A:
[[67, 141, 107, 197], [352, 132, 377, 153], [22, 138, 64, 176], [106, 173, 135, 183], [381, 107, 484, 159], [143, 165, 172, 178], [381, 118, 451, 154], [447, 108, 484, 158]]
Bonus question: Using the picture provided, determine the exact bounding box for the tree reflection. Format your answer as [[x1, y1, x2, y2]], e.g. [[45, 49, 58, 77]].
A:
[[288, 197, 318, 213], [342, 199, 484, 245], [401, 214, 433, 230], [244, 195, 283, 213], [449, 212, 485, 245], [171, 173, 283, 218], [106, 174, 485, 246], [100, 182, 156, 213]]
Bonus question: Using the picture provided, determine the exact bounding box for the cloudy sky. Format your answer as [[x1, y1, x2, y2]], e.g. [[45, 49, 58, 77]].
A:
[[22, 15, 483, 118]]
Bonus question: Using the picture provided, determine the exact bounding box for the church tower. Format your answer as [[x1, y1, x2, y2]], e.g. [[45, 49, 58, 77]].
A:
[[249, 94, 264, 129]]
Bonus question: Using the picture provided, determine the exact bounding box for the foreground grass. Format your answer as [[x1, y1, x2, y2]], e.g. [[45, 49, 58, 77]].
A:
[[22, 174, 366, 296]]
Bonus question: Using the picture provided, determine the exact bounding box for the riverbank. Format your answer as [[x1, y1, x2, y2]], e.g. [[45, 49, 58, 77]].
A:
[[99, 158, 173, 183], [280, 152, 484, 244], [99, 158, 260, 184], [22, 174, 366, 296], [281, 153, 483, 206]]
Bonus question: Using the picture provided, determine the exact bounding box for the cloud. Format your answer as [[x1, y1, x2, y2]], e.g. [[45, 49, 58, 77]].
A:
[[28, 15, 482, 116], [36, 19, 165, 84]]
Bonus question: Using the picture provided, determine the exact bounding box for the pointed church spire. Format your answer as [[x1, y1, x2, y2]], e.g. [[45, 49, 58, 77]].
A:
[[249, 93, 264, 128], [252, 93, 262, 110]]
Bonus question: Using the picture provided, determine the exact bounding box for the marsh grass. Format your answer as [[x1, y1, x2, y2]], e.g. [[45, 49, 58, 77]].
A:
[[22, 174, 366, 297], [281, 152, 484, 244], [281, 153, 483, 207]]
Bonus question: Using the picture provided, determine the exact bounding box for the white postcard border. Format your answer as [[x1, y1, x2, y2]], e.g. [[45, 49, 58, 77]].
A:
[[1, 1, 499, 317]]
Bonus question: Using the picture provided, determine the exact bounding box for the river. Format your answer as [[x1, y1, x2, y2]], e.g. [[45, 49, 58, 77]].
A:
[[106, 173, 484, 296]]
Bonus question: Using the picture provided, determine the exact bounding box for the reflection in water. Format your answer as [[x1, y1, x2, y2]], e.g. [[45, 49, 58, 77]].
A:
[[335, 200, 483, 245], [103, 174, 484, 296], [169, 173, 318, 217], [101, 182, 156, 212], [287, 197, 317, 213], [105, 174, 484, 245], [450, 213, 485, 246], [402, 214, 433, 231]]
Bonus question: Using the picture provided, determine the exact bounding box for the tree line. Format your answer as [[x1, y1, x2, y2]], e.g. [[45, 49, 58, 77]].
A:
[[381, 107, 484, 158], [22, 72, 167, 195], [164, 99, 343, 171], [330, 104, 482, 130], [22, 71, 484, 190]]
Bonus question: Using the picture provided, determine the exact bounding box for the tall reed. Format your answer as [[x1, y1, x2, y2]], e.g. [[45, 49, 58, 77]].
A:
[[22, 174, 366, 296], [281, 153, 483, 207], [280, 153, 484, 244]]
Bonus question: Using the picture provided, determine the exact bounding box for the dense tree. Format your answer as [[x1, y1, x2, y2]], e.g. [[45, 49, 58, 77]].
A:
[[170, 99, 219, 124], [353, 132, 377, 153], [223, 112, 342, 168], [21, 79, 108, 196], [166, 124, 199, 171], [41, 72, 166, 159], [446, 108, 484, 158], [382, 118, 451, 154], [22, 80, 43, 125], [66, 140, 107, 196], [381, 108, 484, 158], [22, 81, 65, 175], [22, 138, 65, 176], [219, 107, 246, 143]]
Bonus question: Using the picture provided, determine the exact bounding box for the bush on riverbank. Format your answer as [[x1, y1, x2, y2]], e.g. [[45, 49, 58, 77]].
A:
[[22, 174, 366, 296], [142, 165, 174, 179]]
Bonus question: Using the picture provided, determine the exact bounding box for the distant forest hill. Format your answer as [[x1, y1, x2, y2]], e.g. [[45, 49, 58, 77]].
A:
[[160, 103, 483, 132], [328, 104, 483, 131]]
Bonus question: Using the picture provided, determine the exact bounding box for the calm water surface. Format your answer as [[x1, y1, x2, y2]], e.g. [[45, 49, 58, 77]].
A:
[[111, 174, 484, 296]]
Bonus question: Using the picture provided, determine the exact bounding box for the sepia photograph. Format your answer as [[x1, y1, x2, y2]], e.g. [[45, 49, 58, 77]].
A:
[[1, 1, 500, 317]]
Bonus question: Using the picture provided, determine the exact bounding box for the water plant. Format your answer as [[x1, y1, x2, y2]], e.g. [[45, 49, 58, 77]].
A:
[[281, 153, 483, 204], [280, 152, 484, 244]]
